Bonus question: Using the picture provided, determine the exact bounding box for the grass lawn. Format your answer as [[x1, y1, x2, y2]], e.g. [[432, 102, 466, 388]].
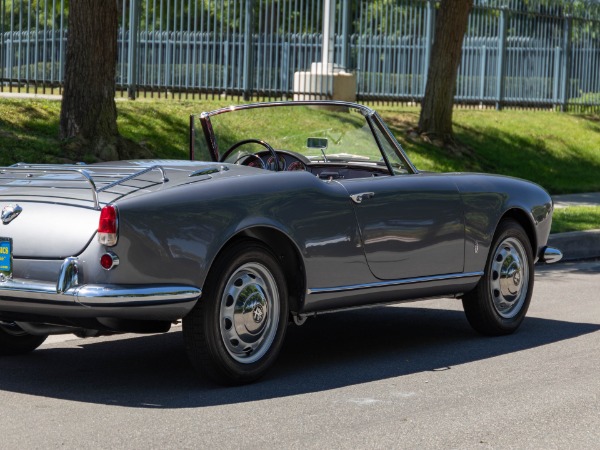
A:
[[377, 106, 600, 194], [1, 97, 600, 195], [551, 206, 600, 233]]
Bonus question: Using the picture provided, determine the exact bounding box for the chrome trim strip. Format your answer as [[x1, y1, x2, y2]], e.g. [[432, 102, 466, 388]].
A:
[[307, 272, 484, 295], [189, 165, 229, 177], [201, 100, 376, 119], [371, 112, 420, 174], [541, 246, 563, 264]]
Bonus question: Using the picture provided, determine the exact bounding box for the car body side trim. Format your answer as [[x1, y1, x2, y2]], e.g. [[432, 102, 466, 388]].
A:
[[307, 272, 484, 295]]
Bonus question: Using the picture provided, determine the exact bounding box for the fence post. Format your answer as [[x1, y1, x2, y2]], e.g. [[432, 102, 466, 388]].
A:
[[243, 0, 254, 101], [560, 14, 572, 112], [423, 0, 435, 92], [340, 0, 351, 70], [496, 7, 508, 110], [0, 0, 4, 80], [553, 46, 561, 108], [480, 45, 486, 101], [127, 0, 140, 100]]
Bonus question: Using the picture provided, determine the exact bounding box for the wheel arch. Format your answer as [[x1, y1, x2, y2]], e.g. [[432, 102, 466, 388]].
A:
[[208, 226, 306, 315], [498, 208, 537, 256]]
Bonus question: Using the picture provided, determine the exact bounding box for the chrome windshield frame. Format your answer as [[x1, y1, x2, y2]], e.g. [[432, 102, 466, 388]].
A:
[[189, 100, 416, 174]]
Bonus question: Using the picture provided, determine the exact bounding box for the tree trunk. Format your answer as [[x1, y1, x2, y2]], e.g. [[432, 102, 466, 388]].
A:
[[59, 0, 120, 161], [417, 0, 474, 147]]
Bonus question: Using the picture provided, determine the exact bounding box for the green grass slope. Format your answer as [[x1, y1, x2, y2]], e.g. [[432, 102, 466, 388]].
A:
[[1, 98, 599, 195], [378, 106, 600, 194]]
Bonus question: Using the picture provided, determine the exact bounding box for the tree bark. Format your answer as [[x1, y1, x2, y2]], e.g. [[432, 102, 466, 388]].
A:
[[417, 0, 474, 147], [59, 0, 121, 161]]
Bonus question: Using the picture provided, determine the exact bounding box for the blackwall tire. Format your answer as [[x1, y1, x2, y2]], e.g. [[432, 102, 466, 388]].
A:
[[0, 322, 48, 356], [183, 240, 288, 385], [462, 219, 534, 336]]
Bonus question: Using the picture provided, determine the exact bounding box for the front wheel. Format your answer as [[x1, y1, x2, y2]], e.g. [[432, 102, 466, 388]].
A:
[[0, 322, 48, 355], [462, 219, 534, 336], [183, 241, 289, 385]]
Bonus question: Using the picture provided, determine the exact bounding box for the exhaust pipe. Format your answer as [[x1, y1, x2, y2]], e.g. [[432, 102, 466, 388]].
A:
[[15, 321, 80, 336]]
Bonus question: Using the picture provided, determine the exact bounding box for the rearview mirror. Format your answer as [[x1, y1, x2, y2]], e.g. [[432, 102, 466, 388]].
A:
[[307, 137, 328, 149]]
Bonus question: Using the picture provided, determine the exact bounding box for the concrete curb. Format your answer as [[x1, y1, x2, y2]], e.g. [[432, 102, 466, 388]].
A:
[[548, 229, 600, 261]]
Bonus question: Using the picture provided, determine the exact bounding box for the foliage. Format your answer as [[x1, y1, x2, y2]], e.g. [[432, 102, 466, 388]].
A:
[[1, 0, 66, 30], [5, 0, 600, 35]]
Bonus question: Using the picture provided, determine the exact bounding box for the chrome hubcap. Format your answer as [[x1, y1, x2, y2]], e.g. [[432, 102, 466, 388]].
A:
[[489, 237, 529, 319], [219, 263, 279, 364]]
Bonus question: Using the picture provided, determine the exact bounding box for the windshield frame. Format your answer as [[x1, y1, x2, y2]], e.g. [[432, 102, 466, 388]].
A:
[[190, 100, 418, 175]]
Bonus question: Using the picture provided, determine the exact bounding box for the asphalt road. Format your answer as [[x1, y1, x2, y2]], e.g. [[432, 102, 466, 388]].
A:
[[1, 260, 599, 449]]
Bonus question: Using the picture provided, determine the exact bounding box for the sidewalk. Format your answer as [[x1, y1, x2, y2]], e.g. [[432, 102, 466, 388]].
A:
[[0, 92, 62, 101], [553, 192, 600, 209], [549, 192, 600, 261]]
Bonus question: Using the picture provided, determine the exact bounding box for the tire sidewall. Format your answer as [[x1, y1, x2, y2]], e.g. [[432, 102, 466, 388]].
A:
[[482, 220, 535, 332], [0, 323, 47, 356], [200, 242, 288, 383]]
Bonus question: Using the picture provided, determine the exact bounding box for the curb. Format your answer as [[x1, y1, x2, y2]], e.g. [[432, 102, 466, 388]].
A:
[[548, 229, 600, 261]]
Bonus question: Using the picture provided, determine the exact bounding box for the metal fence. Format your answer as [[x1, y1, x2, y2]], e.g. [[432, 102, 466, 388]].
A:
[[1, 0, 600, 111]]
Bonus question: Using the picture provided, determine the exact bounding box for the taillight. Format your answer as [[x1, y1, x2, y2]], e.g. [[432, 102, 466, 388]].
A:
[[100, 252, 120, 270], [98, 205, 118, 246]]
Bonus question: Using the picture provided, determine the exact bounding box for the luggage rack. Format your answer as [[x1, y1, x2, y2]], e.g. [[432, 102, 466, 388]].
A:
[[0, 164, 169, 210]]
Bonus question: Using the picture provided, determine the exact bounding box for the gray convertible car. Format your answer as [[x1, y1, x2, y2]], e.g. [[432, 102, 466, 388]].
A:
[[0, 101, 562, 384]]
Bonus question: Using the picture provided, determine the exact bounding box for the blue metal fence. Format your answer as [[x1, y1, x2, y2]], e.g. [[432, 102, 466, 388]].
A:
[[1, 0, 600, 111]]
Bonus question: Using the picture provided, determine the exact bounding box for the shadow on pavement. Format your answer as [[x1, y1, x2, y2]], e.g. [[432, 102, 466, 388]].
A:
[[0, 305, 598, 408], [535, 259, 600, 278]]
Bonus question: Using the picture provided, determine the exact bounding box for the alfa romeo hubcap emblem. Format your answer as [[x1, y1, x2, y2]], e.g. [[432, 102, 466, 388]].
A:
[[513, 271, 521, 286], [1, 204, 22, 225], [252, 304, 265, 323]]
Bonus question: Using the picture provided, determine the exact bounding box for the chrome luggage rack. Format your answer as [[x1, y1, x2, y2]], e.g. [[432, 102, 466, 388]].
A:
[[0, 163, 169, 210]]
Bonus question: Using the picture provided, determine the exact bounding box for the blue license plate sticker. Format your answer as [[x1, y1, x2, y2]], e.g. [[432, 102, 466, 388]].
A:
[[0, 239, 11, 274]]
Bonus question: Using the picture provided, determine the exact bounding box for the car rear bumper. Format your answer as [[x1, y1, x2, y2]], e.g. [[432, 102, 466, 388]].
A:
[[0, 277, 201, 321]]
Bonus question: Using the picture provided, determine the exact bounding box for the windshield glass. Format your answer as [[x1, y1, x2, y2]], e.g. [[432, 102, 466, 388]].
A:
[[198, 103, 409, 173]]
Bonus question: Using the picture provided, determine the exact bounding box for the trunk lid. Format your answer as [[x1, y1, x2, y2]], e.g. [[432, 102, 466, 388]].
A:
[[0, 201, 99, 258], [0, 163, 170, 259], [0, 160, 263, 258]]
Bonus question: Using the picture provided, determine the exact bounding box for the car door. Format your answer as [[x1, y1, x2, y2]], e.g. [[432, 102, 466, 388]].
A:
[[338, 173, 465, 280]]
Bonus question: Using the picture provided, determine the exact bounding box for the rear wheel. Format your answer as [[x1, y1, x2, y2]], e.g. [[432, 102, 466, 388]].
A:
[[0, 322, 48, 355], [462, 219, 534, 335], [183, 241, 288, 385]]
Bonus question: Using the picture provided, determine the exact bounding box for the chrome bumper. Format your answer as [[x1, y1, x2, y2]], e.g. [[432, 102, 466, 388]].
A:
[[539, 246, 563, 264], [0, 278, 201, 321]]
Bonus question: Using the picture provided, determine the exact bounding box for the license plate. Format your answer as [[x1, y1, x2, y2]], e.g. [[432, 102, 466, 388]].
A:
[[0, 238, 12, 279]]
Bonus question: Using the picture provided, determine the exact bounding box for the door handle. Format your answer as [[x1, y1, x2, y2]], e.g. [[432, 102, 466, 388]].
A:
[[350, 192, 375, 204]]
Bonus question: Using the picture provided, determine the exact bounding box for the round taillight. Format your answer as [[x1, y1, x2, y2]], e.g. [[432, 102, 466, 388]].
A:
[[100, 252, 119, 270]]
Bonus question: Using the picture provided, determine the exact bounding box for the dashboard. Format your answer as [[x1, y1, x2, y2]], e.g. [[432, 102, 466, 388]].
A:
[[238, 150, 391, 180]]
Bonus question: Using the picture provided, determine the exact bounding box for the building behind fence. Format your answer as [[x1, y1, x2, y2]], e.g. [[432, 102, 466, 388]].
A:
[[1, 0, 600, 111]]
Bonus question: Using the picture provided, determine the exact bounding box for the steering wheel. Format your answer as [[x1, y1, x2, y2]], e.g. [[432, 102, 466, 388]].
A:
[[219, 138, 280, 171]]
